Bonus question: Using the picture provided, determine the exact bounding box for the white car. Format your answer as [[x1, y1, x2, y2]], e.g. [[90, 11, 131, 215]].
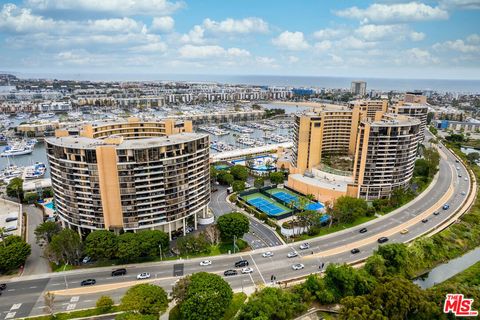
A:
[[299, 243, 310, 250], [292, 263, 305, 270], [82, 256, 91, 264], [241, 267, 254, 274], [262, 251, 274, 258], [137, 272, 151, 280], [200, 260, 212, 266], [287, 251, 298, 258]]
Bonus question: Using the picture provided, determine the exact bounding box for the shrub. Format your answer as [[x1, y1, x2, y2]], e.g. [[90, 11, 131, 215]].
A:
[[96, 296, 114, 313]]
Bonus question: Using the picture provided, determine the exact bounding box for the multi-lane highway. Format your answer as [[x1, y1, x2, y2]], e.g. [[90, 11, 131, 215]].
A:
[[0, 140, 473, 319]]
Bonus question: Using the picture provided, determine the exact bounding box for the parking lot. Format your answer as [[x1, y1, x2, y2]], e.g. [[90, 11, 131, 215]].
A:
[[0, 198, 22, 238]]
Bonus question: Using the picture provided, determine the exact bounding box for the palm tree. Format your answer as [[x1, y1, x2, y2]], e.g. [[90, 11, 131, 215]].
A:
[[305, 194, 315, 201]]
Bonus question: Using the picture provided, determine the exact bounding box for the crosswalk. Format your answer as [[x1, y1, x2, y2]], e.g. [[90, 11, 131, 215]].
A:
[[3, 296, 82, 319], [4, 303, 21, 319]]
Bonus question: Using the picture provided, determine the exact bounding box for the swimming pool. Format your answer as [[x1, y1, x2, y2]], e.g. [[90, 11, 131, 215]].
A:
[[44, 202, 55, 211]]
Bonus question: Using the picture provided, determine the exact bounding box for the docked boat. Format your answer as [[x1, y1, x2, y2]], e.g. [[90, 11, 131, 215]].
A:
[[24, 162, 47, 179], [1, 141, 34, 157], [1, 164, 24, 183], [38, 112, 56, 119]]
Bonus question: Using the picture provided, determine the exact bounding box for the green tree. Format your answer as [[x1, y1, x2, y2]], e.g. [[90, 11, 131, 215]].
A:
[[23, 192, 39, 203], [232, 180, 246, 192], [34, 221, 61, 244], [217, 172, 234, 185], [333, 196, 368, 224], [269, 171, 285, 184], [239, 287, 306, 320], [467, 152, 480, 164], [179, 272, 233, 320], [116, 313, 157, 320], [176, 233, 210, 255], [46, 229, 82, 265], [339, 296, 387, 320], [172, 276, 191, 303], [376, 243, 411, 276], [120, 284, 168, 316], [96, 295, 114, 313], [216, 212, 249, 242], [0, 235, 31, 272], [117, 232, 141, 262], [230, 165, 249, 181], [253, 177, 265, 189], [210, 166, 219, 183], [364, 254, 387, 278], [136, 230, 169, 257], [85, 230, 118, 261], [6, 177, 23, 201]]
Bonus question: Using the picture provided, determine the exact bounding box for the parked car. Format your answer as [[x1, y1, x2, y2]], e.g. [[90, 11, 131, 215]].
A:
[[0, 283, 6, 290], [350, 248, 360, 254], [5, 226, 17, 232], [292, 263, 305, 270], [224, 269, 238, 276], [200, 260, 212, 266], [241, 267, 254, 274], [287, 251, 298, 258], [262, 251, 274, 258], [111, 268, 127, 276], [82, 256, 92, 264], [377, 237, 389, 244], [234, 260, 249, 267], [80, 279, 96, 286], [136, 272, 151, 280], [5, 217, 17, 222], [299, 243, 310, 250], [359, 228, 368, 233]]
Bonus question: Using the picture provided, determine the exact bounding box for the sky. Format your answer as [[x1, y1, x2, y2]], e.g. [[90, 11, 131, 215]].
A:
[[0, 0, 479, 80]]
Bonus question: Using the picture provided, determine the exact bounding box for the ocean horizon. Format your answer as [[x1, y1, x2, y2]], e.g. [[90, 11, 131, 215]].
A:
[[7, 72, 480, 93]]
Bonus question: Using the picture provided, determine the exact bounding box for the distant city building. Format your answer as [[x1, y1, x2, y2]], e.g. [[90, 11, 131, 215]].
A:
[[404, 92, 427, 104], [351, 81, 367, 96], [46, 118, 211, 237]]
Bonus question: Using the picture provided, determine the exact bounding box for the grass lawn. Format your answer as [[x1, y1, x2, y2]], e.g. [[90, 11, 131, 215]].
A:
[[285, 215, 377, 242], [222, 292, 247, 320], [23, 306, 120, 320]]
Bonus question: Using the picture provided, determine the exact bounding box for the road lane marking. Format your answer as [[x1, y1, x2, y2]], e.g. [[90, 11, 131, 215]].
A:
[[5, 312, 16, 319], [29, 286, 37, 289], [70, 296, 80, 302], [10, 304, 21, 310], [248, 253, 266, 285], [66, 304, 76, 311]]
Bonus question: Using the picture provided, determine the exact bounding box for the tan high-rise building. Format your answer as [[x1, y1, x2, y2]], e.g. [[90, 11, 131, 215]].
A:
[[288, 101, 422, 201], [351, 81, 367, 96], [391, 101, 428, 142], [45, 118, 210, 237], [349, 114, 421, 200]]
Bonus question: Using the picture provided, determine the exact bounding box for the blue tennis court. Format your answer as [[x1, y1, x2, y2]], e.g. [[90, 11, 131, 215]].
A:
[[270, 190, 325, 211], [248, 197, 284, 215]]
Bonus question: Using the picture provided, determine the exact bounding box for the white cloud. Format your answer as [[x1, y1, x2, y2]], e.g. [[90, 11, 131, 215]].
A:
[[288, 56, 299, 63], [130, 42, 167, 53], [403, 48, 439, 64], [439, 0, 480, 10], [329, 53, 343, 64], [27, 0, 184, 16], [339, 36, 376, 50], [150, 16, 174, 33], [355, 24, 425, 42], [272, 31, 309, 51], [313, 28, 346, 40], [336, 2, 449, 24], [178, 45, 250, 59], [202, 17, 268, 34], [467, 33, 480, 43], [314, 40, 332, 51], [180, 25, 205, 44], [433, 39, 479, 53], [0, 3, 56, 33]]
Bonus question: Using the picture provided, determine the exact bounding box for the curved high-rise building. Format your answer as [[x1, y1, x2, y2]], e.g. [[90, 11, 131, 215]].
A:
[[45, 118, 211, 237]]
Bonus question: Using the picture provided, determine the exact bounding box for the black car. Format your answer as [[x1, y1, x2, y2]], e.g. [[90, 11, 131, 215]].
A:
[[5, 217, 18, 222], [111, 268, 127, 276], [224, 269, 238, 276], [433, 211, 440, 216], [80, 279, 96, 286], [422, 218, 429, 223], [0, 283, 6, 290], [234, 260, 249, 268], [377, 237, 389, 244], [351, 248, 360, 254], [359, 228, 368, 234]]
